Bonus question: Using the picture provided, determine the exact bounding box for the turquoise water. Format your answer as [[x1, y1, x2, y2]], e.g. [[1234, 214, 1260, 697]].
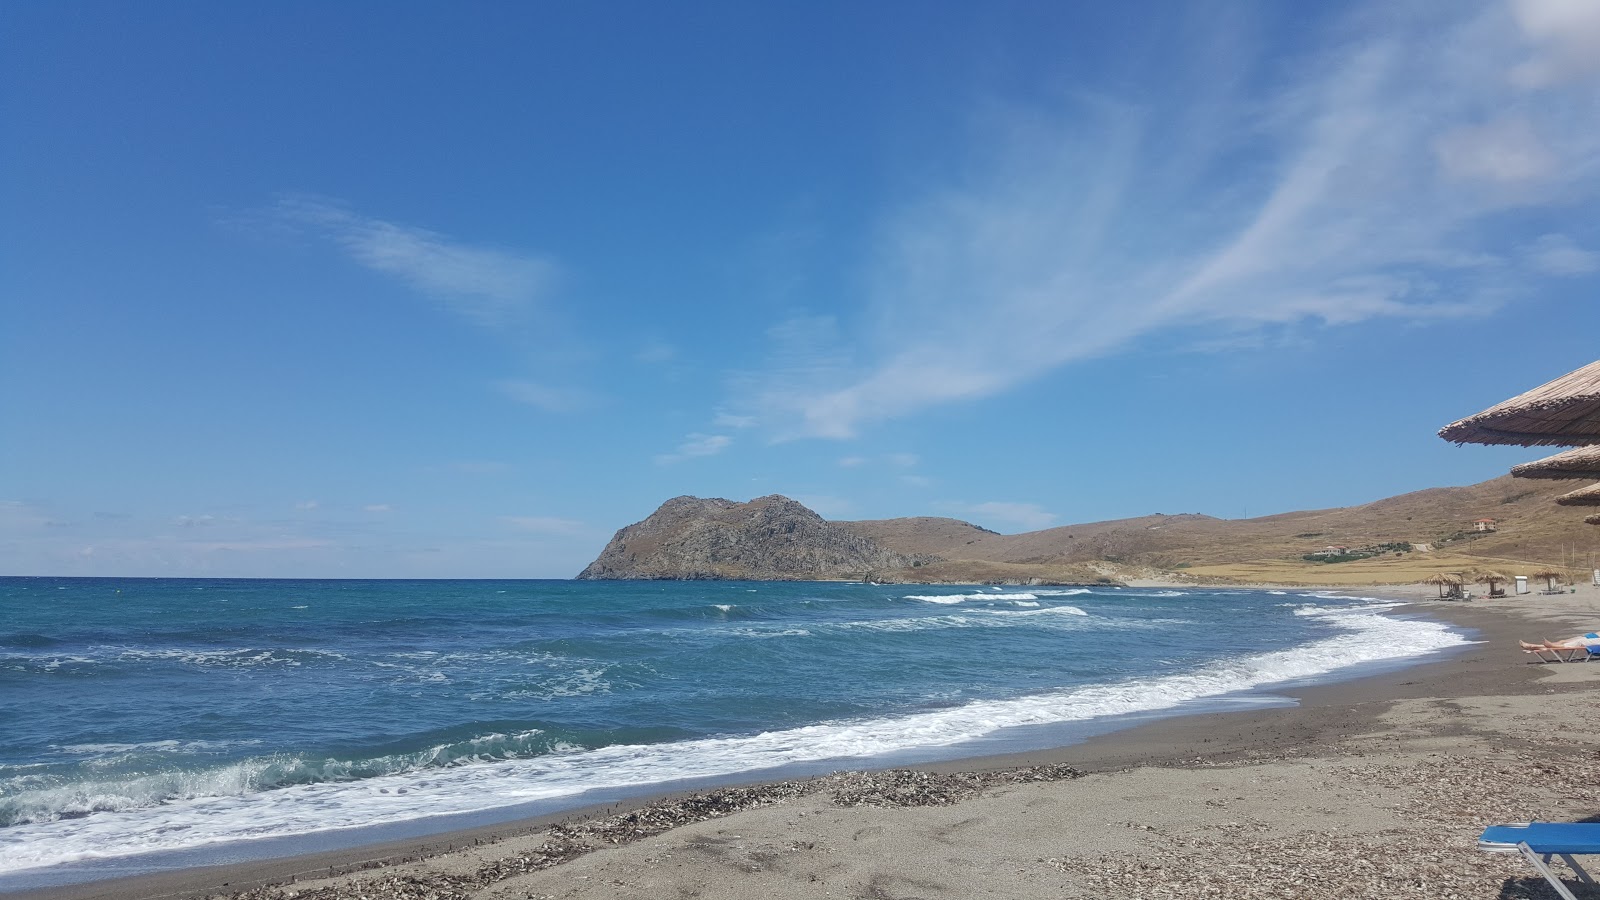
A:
[[0, 577, 1467, 884]]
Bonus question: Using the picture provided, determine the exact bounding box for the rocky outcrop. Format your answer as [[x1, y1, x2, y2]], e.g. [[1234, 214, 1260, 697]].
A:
[[576, 495, 936, 580]]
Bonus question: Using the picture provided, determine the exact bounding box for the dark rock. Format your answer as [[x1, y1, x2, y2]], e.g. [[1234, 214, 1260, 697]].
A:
[[576, 495, 938, 580]]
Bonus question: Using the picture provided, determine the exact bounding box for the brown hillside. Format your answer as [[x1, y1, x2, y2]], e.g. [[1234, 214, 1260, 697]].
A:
[[844, 475, 1600, 582]]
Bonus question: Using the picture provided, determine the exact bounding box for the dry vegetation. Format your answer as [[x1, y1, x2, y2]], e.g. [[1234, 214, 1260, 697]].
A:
[[846, 475, 1600, 586]]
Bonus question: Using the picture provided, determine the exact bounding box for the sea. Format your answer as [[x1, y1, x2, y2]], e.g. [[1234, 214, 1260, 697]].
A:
[[0, 577, 1472, 888]]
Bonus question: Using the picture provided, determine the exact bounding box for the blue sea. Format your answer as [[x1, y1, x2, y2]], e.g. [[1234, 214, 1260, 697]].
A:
[[0, 577, 1469, 887]]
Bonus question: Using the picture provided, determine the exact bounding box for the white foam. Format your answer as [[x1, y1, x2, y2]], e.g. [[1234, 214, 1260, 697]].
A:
[[989, 605, 1088, 617], [54, 740, 260, 757], [905, 593, 1040, 604], [112, 648, 346, 669], [0, 604, 1469, 876], [713, 604, 735, 612]]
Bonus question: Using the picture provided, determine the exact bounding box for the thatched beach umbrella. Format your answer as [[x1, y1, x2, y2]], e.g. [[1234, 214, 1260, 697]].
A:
[[1555, 482, 1600, 506], [1511, 445, 1600, 480], [1422, 572, 1463, 599], [1439, 360, 1600, 447], [1587, 514, 1600, 526], [1473, 570, 1509, 597], [1531, 568, 1565, 593]]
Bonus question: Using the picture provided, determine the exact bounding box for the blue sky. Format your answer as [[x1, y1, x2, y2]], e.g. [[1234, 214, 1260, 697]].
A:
[[4, 0, 1600, 578]]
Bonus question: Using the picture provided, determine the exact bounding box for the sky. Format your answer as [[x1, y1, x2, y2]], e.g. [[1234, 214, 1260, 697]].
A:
[[4, 0, 1600, 578]]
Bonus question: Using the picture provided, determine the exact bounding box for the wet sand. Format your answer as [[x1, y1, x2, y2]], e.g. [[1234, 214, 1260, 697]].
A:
[[12, 586, 1600, 900]]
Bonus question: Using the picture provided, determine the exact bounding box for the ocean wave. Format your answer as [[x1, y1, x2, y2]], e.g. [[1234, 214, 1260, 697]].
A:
[[980, 605, 1089, 618], [904, 592, 1042, 604], [112, 648, 348, 669], [0, 603, 1470, 876], [53, 740, 262, 758], [0, 728, 560, 831]]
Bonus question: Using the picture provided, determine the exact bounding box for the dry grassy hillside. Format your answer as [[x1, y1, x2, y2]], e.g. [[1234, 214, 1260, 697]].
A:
[[844, 475, 1600, 585], [834, 517, 1000, 558]]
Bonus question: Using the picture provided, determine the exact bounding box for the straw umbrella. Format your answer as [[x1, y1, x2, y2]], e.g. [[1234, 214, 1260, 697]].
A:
[[1473, 569, 1509, 598], [1439, 360, 1600, 447], [1531, 568, 1565, 593], [1587, 515, 1600, 526], [1422, 572, 1463, 599], [1511, 445, 1600, 480], [1555, 483, 1600, 506]]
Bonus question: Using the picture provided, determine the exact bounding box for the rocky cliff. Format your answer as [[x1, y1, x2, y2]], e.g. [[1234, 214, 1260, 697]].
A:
[[576, 495, 932, 580]]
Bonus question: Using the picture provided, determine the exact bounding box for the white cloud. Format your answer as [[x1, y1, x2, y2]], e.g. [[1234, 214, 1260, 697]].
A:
[[0, 500, 50, 532], [499, 515, 587, 535], [946, 502, 1058, 532], [1434, 118, 1556, 183], [886, 453, 920, 468], [730, 1, 1600, 439], [900, 475, 932, 488], [713, 412, 759, 429], [275, 196, 556, 327], [1526, 233, 1600, 275], [1509, 0, 1600, 86], [294, 500, 320, 511], [837, 456, 868, 468], [497, 380, 597, 413], [364, 504, 393, 513], [175, 515, 216, 527], [636, 340, 677, 364], [654, 434, 732, 465]]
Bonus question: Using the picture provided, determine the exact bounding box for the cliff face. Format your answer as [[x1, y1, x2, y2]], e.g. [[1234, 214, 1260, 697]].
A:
[[576, 495, 932, 580]]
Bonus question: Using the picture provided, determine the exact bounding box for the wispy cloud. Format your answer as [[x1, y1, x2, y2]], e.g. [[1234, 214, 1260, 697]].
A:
[[713, 411, 759, 429], [364, 504, 393, 513], [497, 380, 598, 413], [1526, 233, 1600, 275], [950, 501, 1058, 532], [732, 0, 1600, 439], [636, 340, 677, 364], [499, 515, 588, 535], [1508, 0, 1600, 86], [655, 433, 732, 465], [274, 196, 557, 328]]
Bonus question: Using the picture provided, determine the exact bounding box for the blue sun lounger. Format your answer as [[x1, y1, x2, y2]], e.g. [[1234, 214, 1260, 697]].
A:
[[1479, 822, 1600, 900], [1525, 633, 1600, 663]]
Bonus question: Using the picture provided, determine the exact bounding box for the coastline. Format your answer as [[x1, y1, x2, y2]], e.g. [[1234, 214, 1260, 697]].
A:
[[9, 584, 1599, 900]]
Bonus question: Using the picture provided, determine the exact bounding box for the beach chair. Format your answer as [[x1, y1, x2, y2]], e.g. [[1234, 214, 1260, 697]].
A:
[[1479, 822, 1600, 900], [1525, 645, 1600, 663], [1522, 633, 1600, 663]]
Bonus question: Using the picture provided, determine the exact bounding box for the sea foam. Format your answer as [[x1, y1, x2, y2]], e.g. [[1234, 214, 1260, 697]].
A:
[[0, 600, 1468, 877]]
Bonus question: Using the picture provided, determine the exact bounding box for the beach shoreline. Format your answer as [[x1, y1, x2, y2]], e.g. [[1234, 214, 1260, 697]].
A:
[[9, 583, 1600, 900]]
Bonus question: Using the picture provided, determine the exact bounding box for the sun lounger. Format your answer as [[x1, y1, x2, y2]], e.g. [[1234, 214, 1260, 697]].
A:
[[1479, 822, 1600, 900], [1523, 633, 1600, 663], [1526, 645, 1600, 663]]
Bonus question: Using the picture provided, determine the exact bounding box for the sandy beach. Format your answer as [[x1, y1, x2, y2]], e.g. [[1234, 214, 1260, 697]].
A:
[[14, 585, 1600, 900]]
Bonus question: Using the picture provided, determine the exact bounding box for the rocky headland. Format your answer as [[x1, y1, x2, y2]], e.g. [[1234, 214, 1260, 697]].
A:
[[575, 494, 936, 581]]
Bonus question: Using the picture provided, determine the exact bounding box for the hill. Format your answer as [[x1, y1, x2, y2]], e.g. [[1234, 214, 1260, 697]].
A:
[[578, 476, 1600, 585], [575, 494, 933, 581]]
